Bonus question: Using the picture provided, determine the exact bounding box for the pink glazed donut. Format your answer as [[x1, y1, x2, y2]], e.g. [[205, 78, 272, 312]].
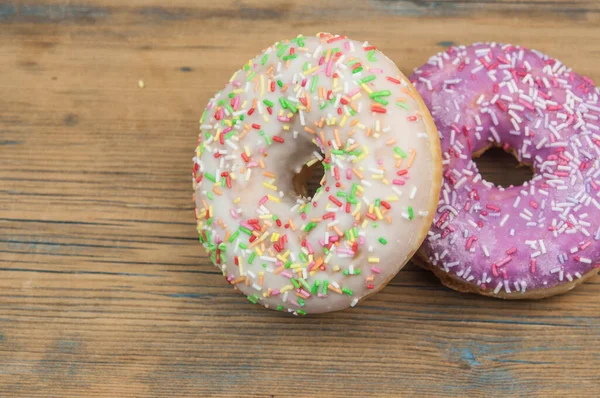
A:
[[411, 43, 600, 298]]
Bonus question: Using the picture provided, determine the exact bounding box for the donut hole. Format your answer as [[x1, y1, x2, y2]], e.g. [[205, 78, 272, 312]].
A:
[[474, 146, 534, 188], [292, 158, 325, 199]]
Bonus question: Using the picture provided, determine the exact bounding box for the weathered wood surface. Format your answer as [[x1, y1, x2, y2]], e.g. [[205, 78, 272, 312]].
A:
[[1, 1, 600, 396]]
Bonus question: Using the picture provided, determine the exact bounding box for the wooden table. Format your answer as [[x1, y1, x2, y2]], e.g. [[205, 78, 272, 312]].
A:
[[2, 1, 600, 396]]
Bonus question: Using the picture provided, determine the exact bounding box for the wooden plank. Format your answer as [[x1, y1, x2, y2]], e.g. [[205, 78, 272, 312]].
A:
[[1, 1, 599, 396]]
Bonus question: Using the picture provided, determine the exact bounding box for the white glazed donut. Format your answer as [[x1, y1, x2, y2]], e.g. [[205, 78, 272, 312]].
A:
[[193, 33, 442, 314]]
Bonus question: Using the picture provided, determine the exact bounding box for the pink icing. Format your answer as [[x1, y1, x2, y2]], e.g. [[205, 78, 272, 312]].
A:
[[411, 43, 600, 295]]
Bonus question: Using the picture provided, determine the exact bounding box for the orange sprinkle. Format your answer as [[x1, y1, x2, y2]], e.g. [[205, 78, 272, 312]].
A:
[[406, 149, 416, 168], [263, 171, 276, 178], [333, 226, 344, 236], [281, 84, 289, 92], [288, 219, 296, 231], [401, 87, 417, 99], [258, 159, 266, 169], [258, 273, 264, 286], [274, 266, 285, 275], [386, 139, 396, 146], [266, 66, 274, 75], [350, 119, 359, 127], [234, 277, 245, 284], [334, 129, 342, 147], [305, 127, 316, 135], [328, 285, 342, 294], [346, 143, 359, 152], [213, 187, 222, 196], [352, 168, 364, 179], [319, 131, 326, 147], [245, 277, 250, 286], [366, 128, 372, 137]]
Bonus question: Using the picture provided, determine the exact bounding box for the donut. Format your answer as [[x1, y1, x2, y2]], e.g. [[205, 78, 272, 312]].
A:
[[410, 43, 600, 298], [193, 33, 442, 314]]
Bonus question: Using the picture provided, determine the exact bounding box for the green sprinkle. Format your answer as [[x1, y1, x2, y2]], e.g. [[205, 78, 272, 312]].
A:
[[291, 278, 301, 289], [336, 191, 347, 198], [297, 298, 305, 307], [205, 173, 216, 183], [299, 252, 308, 262], [310, 76, 319, 93], [345, 229, 351, 241], [342, 287, 353, 296], [261, 263, 267, 269], [303, 62, 309, 71], [284, 260, 292, 269], [246, 71, 255, 81], [300, 279, 311, 291], [282, 54, 297, 61], [206, 218, 213, 226], [352, 227, 358, 238], [369, 90, 391, 98], [248, 295, 258, 304], [239, 243, 248, 249], [276, 44, 289, 58], [379, 237, 388, 245], [396, 101, 410, 110], [279, 97, 288, 109], [347, 197, 357, 204], [263, 99, 274, 107], [277, 80, 284, 88], [375, 199, 381, 207], [305, 222, 317, 232], [206, 191, 214, 200], [352, 66, 363, 74], [319, 102, 328, 110], [248, 252, 256, 264], [200, 110, 208, 124], [239, 226, 252, 235], [408, 206, 414, 220], [372, 97, 389, 106], [276, 305, 284, 311], [359, 75, 376, 84], [367, 50, 377, 62], [311, 281, 320, 295], [261, 54, 269, 65], [287, 101, 298, 114], [321, 280, 329, 295], [198, 234, 205, 244], [297, 309, 307, 316], [394, 146, 407, 158]]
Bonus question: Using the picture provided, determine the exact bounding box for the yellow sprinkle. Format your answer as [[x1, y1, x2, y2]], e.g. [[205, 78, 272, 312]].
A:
[[280, 285, 294, 293], [283, 125, 290, 131], [351, 202, 362, 216], [333, 265, 340, 272], [351, 93, 362, 101], [385, 195, 400, 201], [263, 182, 277, 191], [368, 257, 380, 263], [339, 115, 347, 127], [361, 219, 369, 228], [305, 66, 319, 75], [361, 83, 373, 94], [281, 250, 290, 259], [271, 233, 280, 242], [267, 194, 280, 203], [375, 207, 384, 220], [260, 75, 265, 96], [233, 197, 241, 204], [306, 158, 319, 167]]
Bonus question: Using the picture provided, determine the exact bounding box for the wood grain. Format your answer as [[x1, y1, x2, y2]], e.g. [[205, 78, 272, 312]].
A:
[[1, 0, 600, 396]]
